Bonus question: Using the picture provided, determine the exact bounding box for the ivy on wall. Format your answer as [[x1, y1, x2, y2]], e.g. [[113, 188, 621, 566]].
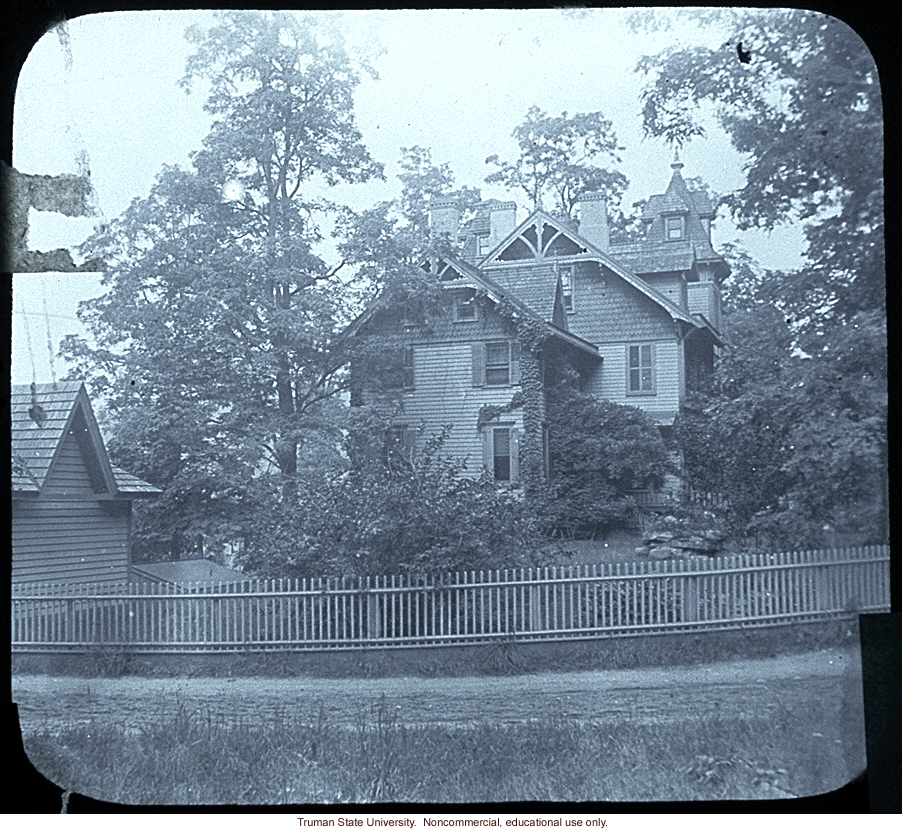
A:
[[477, 298, 554, 496]]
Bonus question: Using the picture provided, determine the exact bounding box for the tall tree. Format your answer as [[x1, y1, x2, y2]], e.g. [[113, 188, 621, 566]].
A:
[[485, 106, 627, 220], [636, 10, 887, 546], [634, 8, 883, 327], [62, 11, 383, 559]]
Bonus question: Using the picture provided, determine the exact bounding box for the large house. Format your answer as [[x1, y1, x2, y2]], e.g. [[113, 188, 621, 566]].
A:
[[350, 159, 728, 491]]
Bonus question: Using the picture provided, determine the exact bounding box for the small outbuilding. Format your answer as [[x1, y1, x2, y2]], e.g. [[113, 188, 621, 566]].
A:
[[131, 558, 248, 591], [11, 381, 160, 587]]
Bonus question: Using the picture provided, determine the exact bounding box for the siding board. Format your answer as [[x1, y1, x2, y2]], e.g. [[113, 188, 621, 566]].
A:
[[392, 340, 524, 477], [586, 339, 681, 424], [13, 501, 130, 586], [41, 430, 98, 498]]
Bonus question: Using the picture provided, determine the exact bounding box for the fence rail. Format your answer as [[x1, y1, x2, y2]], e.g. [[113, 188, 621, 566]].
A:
[[11, 546, 890, 653]]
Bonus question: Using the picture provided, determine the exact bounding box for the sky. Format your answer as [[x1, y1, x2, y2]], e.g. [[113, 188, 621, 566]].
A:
[[10, 8, 820, 386]]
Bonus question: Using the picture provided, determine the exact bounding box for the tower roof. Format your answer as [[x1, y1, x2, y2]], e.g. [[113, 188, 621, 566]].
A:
[[614, 159, 728, 281]]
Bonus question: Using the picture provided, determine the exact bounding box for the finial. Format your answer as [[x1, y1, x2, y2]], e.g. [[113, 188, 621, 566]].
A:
[[671, 146, 684, 171]]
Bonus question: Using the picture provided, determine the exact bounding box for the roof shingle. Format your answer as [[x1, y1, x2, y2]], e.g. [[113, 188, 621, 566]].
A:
[[11, 381, 160, 498]]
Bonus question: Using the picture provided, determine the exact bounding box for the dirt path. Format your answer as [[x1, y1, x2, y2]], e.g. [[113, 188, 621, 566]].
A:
[[12, 647, 862, 735]]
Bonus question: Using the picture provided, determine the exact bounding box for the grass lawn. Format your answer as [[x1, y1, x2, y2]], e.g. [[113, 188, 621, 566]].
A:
[[23, 681, 864, 805]]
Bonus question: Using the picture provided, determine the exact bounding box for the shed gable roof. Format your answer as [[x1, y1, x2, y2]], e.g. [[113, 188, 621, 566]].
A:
[[11, 381, 160, 498]]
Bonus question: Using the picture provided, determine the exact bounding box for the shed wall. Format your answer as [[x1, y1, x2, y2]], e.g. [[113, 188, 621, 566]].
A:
[[13, 422, 131, 586], [12, 499, 131, 586]]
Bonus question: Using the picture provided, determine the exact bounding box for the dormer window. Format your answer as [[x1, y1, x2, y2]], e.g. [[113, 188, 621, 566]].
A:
[[477, 235, 490, 256], [666, 215, 685, 240], [560, 266, 574, 313], [453, 290, 478, 322]]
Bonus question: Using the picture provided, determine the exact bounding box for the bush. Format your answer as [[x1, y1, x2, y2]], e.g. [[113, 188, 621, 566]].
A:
[[541, 385, 675, 538], [241, 410, 543, 578]]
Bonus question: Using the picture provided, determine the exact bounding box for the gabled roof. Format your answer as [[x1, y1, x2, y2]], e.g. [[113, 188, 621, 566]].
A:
[[132, 558, 248, 588], [480, 209, 701, 329], [10, 381, 160, 498], [429, 255, 600, 359], [344, 254, 600, 360]]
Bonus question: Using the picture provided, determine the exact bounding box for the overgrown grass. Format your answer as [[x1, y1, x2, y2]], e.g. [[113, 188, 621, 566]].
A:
[[24, 693, 863, 805]]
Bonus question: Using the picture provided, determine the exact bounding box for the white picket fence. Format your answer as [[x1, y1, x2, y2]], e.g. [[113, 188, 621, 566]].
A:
[[11, 546, 890, 653]]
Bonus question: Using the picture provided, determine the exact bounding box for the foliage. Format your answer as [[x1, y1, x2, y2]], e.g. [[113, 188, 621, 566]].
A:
[[60, 12, 384, 558], [635, 9, 886, 546], [677, 303, 887, 547], [634, 8, 883, 326], [485, 105, 628, 220], [542, 380, 674, 538], [241, 410, 543, 578]]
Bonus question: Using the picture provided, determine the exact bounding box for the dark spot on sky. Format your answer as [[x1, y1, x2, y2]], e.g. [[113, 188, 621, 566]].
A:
[[737, 42, 752, 64]]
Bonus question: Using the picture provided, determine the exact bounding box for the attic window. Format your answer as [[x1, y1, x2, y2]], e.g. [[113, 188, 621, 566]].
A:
[[666, 216, 685, 240], [477, 235, 490, 256], [560, 266, 574, 313], [453, 290, 478, 322]]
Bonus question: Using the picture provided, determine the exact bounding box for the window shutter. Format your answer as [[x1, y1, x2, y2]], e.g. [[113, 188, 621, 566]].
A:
[[650, 343, 656, 391], [510, 428, 520, 483], [510, 341, 521, 385], [402, 427, 416, 461], [472, 342, 485, 387], [482, 429, 493, 475]]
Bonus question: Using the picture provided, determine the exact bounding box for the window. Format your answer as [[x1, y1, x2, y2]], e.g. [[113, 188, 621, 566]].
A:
[[628, 344, 655, 394], [472, 341, 520, 387], [485, 341, 513, 385], [484, 426, 519, 483], [560, 266, 574, 313], [385, 345, 414, 390], [453, 290, 477, 322], [666, 215, 684, 240], [493, 428, 511, 481], [477, 235, 490, 256]]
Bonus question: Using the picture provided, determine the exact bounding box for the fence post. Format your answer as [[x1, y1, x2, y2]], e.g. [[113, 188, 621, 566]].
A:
[[815, 559, 833, 612], [529, 569, 540, 632], [366, 576, 381, 640], [683, 559, 699, 623]]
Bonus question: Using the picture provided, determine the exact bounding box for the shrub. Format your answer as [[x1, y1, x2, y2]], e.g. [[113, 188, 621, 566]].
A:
[[241, 410, 543, 578], [541, 384, 675, 538]]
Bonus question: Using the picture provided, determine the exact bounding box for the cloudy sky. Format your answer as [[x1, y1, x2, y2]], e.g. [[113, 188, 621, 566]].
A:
[[11, 8, 815, 386]]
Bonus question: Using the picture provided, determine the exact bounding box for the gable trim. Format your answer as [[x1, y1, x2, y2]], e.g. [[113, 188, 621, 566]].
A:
[[483, 209, 700, 329], [480, 211, 589, 266], [42, 385, 118, 497]]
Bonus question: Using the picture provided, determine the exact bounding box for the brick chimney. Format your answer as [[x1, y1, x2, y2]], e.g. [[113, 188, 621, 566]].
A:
[[429, 196, 460, 240], [577, 192, 609, 252], [487, 201, 518, 251]]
